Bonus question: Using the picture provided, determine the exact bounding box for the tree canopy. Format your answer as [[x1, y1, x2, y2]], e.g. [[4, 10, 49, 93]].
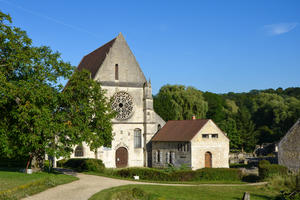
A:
[[154, 84, 300, 152], [0, 11, 115, 169]]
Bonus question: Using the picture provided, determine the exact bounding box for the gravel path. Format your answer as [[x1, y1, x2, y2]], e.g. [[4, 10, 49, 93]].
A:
[[22, 173, 267, 200]]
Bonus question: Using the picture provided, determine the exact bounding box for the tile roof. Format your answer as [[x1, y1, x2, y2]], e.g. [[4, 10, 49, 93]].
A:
[[151, 119, 210, 142], [77, 38, 116, 78]]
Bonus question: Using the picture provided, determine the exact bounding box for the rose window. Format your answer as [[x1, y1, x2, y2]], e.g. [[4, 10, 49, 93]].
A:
[[111, 91, 134, 120]]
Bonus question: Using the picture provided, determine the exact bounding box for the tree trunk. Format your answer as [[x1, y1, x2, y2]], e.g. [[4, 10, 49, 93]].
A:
[[25, 154, 32, 173]]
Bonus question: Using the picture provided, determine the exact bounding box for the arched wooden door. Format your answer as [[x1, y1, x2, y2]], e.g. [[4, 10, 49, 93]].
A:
[[205, 152, 212, 168], [116, 147, 128, 168]]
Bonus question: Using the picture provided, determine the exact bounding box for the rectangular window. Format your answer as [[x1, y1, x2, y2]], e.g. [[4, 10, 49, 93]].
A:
[[115, 64, 119, 80], [170, 152, 175, 164], [134, 129, 141, 148], [202, 134, 209, 138], [166, 152, 170, 163], [186, 143, 190, 152], [154, 151, 158, 163], [212, 134, 218, 138], [159, 151, 162, 163]]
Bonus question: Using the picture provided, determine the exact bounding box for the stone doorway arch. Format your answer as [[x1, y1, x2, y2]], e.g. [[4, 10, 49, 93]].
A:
[[205, 152, 212, 168], [116, 147, 128, 168]]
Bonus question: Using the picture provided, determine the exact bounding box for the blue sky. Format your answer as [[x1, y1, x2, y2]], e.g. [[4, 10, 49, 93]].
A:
[[1, 0, 299, 94]]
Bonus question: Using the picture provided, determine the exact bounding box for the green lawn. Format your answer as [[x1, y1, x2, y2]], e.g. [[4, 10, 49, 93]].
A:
[[0, 169, 78, 200], [89, 184, 279, 200]]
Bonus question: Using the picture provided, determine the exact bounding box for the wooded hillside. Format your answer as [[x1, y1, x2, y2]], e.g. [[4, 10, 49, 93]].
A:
[[153, 85, 300, 152]]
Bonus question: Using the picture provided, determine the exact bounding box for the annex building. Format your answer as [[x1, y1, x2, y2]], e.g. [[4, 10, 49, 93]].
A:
[[151, 119, 230, 169]]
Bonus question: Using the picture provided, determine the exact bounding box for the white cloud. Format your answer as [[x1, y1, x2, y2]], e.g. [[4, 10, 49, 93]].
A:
[[264, 23, 298, 35]]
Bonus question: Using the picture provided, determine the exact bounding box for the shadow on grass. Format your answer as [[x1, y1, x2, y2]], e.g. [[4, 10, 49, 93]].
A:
[[242, 174, 261, 183], [0, 167, 23, 172]]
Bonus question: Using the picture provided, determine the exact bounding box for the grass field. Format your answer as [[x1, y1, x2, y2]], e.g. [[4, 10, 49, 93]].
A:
[[0, 169, 78, 200], [89, 184, 279, 200]]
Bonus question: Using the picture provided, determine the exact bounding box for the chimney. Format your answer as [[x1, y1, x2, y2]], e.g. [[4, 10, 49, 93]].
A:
[[192, 115, 196, 120]]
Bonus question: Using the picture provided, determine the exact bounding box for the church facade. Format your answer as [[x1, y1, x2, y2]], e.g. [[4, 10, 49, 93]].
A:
[[69, 33, 165, 168]]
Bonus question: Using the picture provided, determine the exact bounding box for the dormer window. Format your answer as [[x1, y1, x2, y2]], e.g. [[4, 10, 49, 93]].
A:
[[115, 64, 119, 80]]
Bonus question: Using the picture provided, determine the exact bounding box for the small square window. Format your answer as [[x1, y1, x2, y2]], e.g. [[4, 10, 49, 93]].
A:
[[202, 134, 209, 138], [212, 134, 218, 138]]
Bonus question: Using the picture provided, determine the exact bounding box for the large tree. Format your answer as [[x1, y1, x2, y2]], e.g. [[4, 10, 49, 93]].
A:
[[154, 85, 208, 121], [0, 11, 114, 170]]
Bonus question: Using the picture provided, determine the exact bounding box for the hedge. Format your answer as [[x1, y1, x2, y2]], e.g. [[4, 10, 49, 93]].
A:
[[115, 167, 171, 181], [258, 160, 288, 180], [61, 158, 105, 173], [115, 167, 242, 182], [0, 159, 27, 168]]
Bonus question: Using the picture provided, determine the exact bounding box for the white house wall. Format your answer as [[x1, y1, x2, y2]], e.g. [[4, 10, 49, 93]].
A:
[[191, 120, 229, 169]]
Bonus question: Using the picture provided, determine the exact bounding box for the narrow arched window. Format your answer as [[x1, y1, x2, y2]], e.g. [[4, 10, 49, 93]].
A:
[[75, 145, 84, 157], [134, 128, 142, 148], [157, 124, 161, 131]]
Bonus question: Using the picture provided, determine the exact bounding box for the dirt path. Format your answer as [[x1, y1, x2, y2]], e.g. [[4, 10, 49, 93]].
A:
[[22, 173, 267, 200]]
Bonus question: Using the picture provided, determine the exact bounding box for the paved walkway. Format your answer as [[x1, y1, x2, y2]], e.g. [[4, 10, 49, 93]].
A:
[[22, 173, 267, 200]]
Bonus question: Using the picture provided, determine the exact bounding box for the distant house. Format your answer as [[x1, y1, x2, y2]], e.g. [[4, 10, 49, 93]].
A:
[[278, 119, 300, 173], [151, 119, 229, 170]]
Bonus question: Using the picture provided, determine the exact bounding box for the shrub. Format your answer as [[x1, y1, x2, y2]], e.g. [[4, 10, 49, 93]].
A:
[[0, 159, 27, 168], [56, 159, 67, 168], [115, 168, 171, 181], [194, 168, 242, 181], [114, 167, 242, 182], [259, 163, 288, 180], [259, 160, 271, 168], [242, 174, 260, 183], [62, 159, 105, 173], [171, 170, 196, 181]]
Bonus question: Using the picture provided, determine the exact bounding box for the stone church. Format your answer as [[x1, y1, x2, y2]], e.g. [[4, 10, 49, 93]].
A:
[[69, 33, 165, 168]]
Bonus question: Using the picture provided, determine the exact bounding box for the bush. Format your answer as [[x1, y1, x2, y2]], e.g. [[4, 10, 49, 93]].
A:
[[115, 168, 171, 181], [194, 168, 242, 181], [259, 163, 288, 180], [114, 167, 242, 182], [0, 159, 27, 168], [259, 160, 271, 167], [171, 170, 196, 181], [62, 159, 105, 173], [56, 159, 67, 168]]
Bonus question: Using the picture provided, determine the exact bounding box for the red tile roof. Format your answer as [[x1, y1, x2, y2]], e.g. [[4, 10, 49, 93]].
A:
[[77, 38, 116, 78], [151, 119, 210, 142]]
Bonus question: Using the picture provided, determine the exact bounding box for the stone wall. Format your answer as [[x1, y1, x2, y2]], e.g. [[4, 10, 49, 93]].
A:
[[191, 120, 229, 169], [279, 120, 300, 173], [152, 141, 191, 168]]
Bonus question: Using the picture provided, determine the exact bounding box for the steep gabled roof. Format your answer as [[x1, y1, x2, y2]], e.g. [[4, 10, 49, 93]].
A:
[[77, 38, 116, 79], [151, 119, 209, 142]]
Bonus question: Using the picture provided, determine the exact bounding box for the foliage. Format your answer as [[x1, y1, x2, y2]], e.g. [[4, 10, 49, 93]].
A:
[[194, 168, 242, 181], [154, 84, 300, 152], [112, 167, 242, 182], [258, 161, 288, 180], [115, 167, 171, 181], [0, 11, 115, 170], [62, 158, 105, 173], [153, 85, 208, 121]]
